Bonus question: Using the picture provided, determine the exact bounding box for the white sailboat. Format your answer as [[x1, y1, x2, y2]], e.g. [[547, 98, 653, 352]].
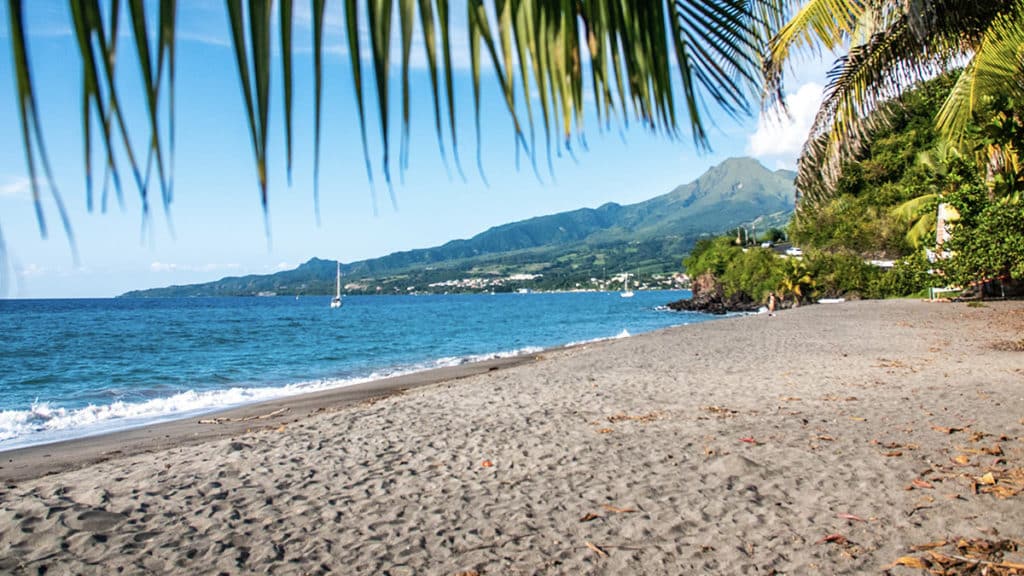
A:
[[620, 273, 634, 298], [330, 262, 343, 308]]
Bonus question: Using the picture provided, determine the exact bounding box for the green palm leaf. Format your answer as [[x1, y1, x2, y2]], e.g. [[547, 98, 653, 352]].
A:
[[936, 5, 1024, 147], [5, 0, 783, 269]]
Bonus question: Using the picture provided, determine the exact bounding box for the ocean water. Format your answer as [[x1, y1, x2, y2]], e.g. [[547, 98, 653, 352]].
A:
[[0, 290, 711, 450]]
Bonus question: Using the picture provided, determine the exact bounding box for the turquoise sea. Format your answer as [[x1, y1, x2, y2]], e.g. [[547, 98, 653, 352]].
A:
[[0, 291, 713, 450]]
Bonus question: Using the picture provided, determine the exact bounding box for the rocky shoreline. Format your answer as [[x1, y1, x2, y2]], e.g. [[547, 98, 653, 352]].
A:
[[666, 272, 763, 314]]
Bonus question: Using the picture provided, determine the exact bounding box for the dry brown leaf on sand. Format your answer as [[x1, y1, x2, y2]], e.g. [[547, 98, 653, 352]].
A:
[[911, 478, 935, 490], [817, 533, 848, 545], [887, 555, 931, 569], [910, 540, 949, 551], [579, 513, 601, 523], [836, 513, 867, 522], [585, 541, 608, 558]]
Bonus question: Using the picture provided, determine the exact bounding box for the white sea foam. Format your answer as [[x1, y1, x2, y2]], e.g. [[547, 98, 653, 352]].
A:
[[0, 346, 551, 451], [564, 329, 632, 348], [433, 346, 546, 367]]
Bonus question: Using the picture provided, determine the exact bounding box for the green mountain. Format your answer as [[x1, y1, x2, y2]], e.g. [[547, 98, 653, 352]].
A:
[[121, 157, 795, 297]]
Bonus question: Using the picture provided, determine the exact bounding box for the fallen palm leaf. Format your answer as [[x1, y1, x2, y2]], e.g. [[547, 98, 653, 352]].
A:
[[836, 513, 866, 522], [911, 540, 950, 551], [888, 555, 931, 569], [969, 431, 990, 442], [911, 478, 935, 489], [607, 412, 661, 424], [817, 533, 848, 545], [884, 451, 903, 457], [585, 541, 608, 558], [958, 444, 1004, 456]]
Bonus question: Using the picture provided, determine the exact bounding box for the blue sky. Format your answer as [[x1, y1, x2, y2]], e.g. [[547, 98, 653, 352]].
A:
[[0, 1, 829, 298]]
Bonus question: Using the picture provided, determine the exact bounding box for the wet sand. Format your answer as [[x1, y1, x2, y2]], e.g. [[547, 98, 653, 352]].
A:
[[1, 299, 1022, 574]]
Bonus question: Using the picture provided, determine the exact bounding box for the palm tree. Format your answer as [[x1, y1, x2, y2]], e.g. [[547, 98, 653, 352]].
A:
[[6, 0, 784, 250], [763, 0, 1024, 205], [777, 255, 812, 305]]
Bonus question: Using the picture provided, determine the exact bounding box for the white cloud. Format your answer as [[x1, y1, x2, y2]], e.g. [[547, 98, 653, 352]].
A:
[[17, 263, 48, 278], [0, 177, 32, 199], [746, 82, 824, 169], [178, 30, 232, 48], [150, 261, 241, 273]]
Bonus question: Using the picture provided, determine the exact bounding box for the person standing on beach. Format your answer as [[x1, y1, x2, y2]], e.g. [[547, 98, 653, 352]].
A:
[[768, 292, 776, 317]]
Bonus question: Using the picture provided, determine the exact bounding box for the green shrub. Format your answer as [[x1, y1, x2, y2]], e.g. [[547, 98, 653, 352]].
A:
[[805, 251, 880, 298], [871, 252, 943, 297]]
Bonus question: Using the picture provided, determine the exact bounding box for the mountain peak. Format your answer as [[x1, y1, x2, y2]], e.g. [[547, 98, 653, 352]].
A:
[[121, 157, 794, 297]]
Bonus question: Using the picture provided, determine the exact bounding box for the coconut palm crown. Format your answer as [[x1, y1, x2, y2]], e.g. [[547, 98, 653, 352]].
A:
[[764, 0, 1024, 206]]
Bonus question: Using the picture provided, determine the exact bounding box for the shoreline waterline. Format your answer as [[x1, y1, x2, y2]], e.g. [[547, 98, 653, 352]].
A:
[[0, 325, 651, 480], [0, 291, 701, 453]]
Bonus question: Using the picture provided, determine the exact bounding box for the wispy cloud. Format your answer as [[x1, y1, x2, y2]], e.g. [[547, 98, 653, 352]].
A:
[[178, 29, 232, 48], [0, 177, 33, 200], [16, 263, 49, 278], [746, 82, 824, 170], [150, 261, 241, 273]]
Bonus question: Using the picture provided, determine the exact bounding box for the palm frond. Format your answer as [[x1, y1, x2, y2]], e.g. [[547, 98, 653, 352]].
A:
[[6, 0, 779, 260], [281, 0, 293, 184], [312, 0, 325, 221], [226, 0, 272, 213], [892, 192, 938, 221], [936, 4, 1024, 147], [794, 13, 959, 203], [763, 0, 866, 109], [9, 0, 75, 258], [777, 0, 1022, 204]]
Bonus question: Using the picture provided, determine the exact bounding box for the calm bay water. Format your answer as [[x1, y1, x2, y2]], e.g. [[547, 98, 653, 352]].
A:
[[0, 290, 709, 449]]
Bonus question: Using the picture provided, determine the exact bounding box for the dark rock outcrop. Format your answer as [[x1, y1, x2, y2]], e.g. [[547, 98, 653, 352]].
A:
[[666, 272, 762, 314]]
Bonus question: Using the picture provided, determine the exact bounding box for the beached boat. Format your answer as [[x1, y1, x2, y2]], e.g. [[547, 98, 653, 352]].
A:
[[330, 262, 343, 309]]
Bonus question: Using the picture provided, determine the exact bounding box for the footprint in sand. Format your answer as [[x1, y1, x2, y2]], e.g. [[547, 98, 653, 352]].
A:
[[65, 509, 126, 532]]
